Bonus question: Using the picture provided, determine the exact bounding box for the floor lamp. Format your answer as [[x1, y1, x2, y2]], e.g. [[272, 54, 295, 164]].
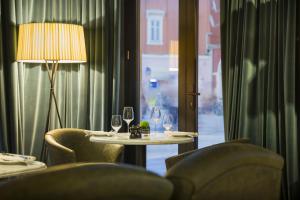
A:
[[16, 23, 87, 160]]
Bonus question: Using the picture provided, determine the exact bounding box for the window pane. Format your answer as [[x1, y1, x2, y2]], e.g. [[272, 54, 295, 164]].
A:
[[156, 21, 160, 41], [198, 0, 224, 148], [141, 0, 178, 175], [151, 25, 155, 41]]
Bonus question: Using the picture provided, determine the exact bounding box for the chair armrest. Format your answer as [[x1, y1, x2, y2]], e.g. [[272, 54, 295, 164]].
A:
[[85, 143, 124, 163], [45, 134, 76, 166], [165, 150, 197, 170], [101, 144, 124, 163]]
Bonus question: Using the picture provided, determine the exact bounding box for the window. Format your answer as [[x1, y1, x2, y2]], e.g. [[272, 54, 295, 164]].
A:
[[211, 0, 220, 12], [198, 0, 224, 148], [141, 3, 178, 175], [140, 0, 224, 175], [147, 10, 164, 45]]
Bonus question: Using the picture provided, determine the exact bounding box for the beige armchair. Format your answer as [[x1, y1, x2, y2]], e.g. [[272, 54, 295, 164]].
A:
[[0, 163, 174, 200], [166, 143, 284, 200], [45, 128, 124, 166]]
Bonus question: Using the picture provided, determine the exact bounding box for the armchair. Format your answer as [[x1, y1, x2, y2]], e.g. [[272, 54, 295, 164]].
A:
[[45, 128, 124, 166], [0, 163, 173, 200], [166, 143, 284, 200]]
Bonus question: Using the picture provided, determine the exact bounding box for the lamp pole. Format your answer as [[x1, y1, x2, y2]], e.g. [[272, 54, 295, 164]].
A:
[[41, 60, 63, 161], [45, 60, 63, 129]]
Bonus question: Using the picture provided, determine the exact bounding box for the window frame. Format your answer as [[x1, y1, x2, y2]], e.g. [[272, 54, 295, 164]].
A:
[[146, 9, 164, 45]]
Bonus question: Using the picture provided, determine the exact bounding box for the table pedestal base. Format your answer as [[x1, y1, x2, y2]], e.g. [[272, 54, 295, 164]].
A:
[[124, 146, 146, 167]]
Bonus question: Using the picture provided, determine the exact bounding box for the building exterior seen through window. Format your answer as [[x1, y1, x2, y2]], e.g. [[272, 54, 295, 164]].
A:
[[140, 0, 224, 175], [197, 0, 224, 149], [147, 10, 164, 45]]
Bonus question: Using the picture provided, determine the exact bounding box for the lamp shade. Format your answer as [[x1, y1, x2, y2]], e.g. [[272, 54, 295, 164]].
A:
[[17, 23, 87, 63]]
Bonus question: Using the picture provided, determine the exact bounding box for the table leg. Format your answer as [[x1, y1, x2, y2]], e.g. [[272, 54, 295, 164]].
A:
[[178, 138, 198, 154], [124, 145, 146, 167]]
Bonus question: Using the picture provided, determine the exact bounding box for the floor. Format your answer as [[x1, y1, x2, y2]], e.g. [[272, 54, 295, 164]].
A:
[[146, 114, 225, 175]]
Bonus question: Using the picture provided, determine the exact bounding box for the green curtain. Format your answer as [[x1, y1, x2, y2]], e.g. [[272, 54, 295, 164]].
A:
[[0, 0, 124, 158], [221, 0, 298, 199], [0, 0, 7, 151]]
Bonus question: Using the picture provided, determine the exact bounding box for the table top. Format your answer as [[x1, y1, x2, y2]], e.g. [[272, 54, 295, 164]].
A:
[[90, 133, 194, 145], [0, 160, 46, 179]]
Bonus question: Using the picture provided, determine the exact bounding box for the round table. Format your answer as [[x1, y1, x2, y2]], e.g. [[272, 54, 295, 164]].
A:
[[89, 133, 193, 145], [0, 153, 46, 184], [90, 133, 195, 167]]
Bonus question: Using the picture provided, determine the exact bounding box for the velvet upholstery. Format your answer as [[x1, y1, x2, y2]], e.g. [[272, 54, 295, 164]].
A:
[[0, 163, 173, 200], [165, 138, 250, 170], [45, 128, 124, 166], [166, 143, 284, 200]]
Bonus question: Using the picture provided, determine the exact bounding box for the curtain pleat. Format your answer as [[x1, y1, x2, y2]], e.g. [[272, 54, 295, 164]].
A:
[[0, 0, 123, 159], [221, 0, 298, 199], [0, 0, 9, 151]]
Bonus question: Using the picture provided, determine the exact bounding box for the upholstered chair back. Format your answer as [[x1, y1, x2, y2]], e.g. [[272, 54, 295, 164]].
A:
[[166, 143, 284, 200], [165, 138, 250, 170], [45, 128, 124, 166], [0, 163, 174, 200]]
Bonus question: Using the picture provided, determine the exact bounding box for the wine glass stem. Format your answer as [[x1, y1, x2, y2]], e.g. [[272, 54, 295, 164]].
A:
[[127, 122, 130, 133]]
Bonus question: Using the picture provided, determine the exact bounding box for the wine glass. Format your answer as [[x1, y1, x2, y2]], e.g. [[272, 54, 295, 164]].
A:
[[163, 114, 173, 131], [111, 115, 122, 133], [123, 107, 134, 133], [150, 106, 161, 132]]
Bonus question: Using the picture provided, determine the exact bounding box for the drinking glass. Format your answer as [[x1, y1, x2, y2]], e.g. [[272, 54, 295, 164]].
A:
[[150, 106, 161, 132], [123, 107, 134, 133], [163, 114, 173, 131], [111, 115, 122, 133]]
